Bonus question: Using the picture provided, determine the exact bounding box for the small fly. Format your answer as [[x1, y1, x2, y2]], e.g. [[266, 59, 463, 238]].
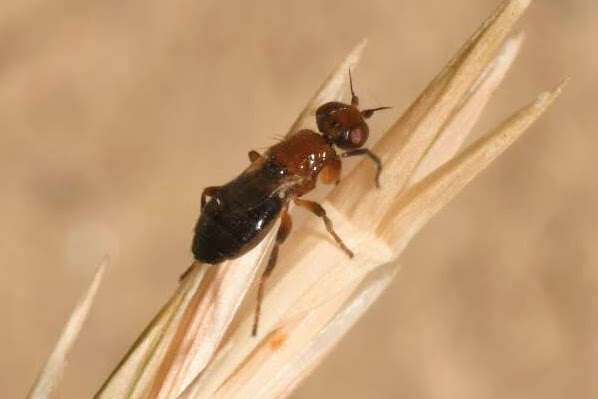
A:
[[191, 72, 389, 336]]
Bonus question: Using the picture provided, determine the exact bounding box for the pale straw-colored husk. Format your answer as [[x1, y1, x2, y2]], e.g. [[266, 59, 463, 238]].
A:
[[28, 1, 566, 398], [27, 259, 107, 399]]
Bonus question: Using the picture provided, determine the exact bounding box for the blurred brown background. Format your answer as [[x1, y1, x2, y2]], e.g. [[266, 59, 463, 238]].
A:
[[1, 0, 596, 397]]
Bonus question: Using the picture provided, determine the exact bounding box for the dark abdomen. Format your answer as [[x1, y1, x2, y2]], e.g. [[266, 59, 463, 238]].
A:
[[193, 197, 282, 263]]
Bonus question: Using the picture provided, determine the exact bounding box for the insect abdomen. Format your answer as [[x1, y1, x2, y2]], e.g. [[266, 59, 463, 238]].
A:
[[192, 196, 283, 264]]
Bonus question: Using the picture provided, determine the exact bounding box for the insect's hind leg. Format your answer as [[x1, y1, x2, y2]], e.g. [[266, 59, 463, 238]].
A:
[[252, 208, 293, 336], [294, 198, 354, 258]]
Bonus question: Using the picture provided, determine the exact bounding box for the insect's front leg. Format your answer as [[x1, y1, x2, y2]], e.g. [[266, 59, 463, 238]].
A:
[[341, 149, 382, 188], [253, 207, 292, 336], [319, 154, 342, 186], [201, 186, 221, 210], [294, 198, 354, 258]]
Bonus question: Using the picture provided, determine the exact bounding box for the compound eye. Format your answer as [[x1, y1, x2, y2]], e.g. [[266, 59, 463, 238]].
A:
[[348, 125, 367, 147]]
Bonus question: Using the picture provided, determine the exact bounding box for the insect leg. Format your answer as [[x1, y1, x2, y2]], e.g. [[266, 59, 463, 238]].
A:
[[294, 198, 354, 258], [341, 149, 382, 188], [319, 155, 341, 185], [201, 186, 220, 209], [248, 150, 261, 163], [253, 208, 293, 336]]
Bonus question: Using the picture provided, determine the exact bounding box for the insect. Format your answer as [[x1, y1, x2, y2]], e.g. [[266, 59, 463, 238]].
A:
[[191, 72, 389, 336]]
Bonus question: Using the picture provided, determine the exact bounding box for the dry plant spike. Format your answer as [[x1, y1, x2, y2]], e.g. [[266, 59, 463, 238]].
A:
[[27, 258, 107, 399], [411, 32, 525, 183], [174, 2, 563, 399], [90, 0, 565, 398], [95, 237, 273, 399], [329, 0, 531, 226], [181, 263, 400, 399], [379, 79, 568, 256], [95, 39, 366, 399], [148, 237, 276, 399], [273, 264, 400, 398], [96, 265, 208, 398]]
